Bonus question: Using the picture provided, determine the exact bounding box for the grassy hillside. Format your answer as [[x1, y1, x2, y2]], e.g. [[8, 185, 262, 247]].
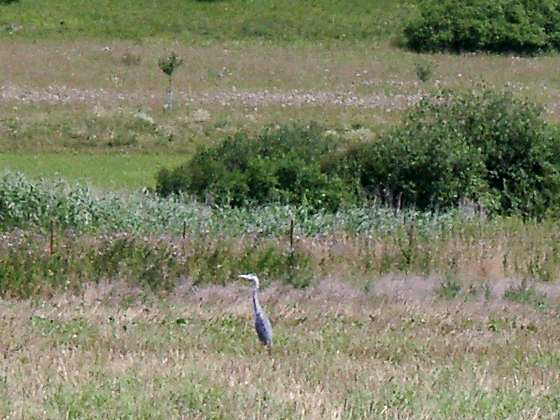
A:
[[0, 0, 414, 43]]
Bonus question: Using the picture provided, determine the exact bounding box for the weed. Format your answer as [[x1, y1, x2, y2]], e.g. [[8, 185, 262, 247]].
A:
[[120, 52, 142, 66], [504, 279, 548, 310], [30, 316, 99, 348], [414, 59, 434, 82], [437, 275, 462, 299]]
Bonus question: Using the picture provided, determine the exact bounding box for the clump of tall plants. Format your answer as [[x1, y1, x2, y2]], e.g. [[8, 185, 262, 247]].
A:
[[156, 122, 358, 211], [405, 0, 560, 53], [157, 87, 560, 218], [348, 86, 560, 217]]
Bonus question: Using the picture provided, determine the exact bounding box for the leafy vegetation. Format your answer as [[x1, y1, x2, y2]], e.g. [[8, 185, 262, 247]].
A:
[[0, 171, 473, 236], [0, 230, 313, 298], [158, 88, 560, 218], [156, 123, 357, 211], [2, 173, 560, 298], [436, 276, 462, 299], [158, 51, 184, 110], [349, 87, 560, 217], [405, 0, 560, 53], [504, 279, 549, 309]]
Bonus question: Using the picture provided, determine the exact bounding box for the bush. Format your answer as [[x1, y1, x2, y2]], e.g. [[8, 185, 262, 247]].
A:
[[349, 87, 560, 217], [156, 123, 358, 211], [405, 0, 560, 53]]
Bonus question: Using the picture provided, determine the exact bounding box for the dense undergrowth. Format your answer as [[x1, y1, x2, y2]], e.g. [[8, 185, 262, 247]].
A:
[[156, 122, 357, 211], [405, 0, 560, 53], [2, 172, 560, 298], [157, 87, 560, 218], [0, 172, 472, 237]]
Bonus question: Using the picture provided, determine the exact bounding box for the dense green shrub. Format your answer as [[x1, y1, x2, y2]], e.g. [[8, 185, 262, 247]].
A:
[[405, 0, 560, 53], [350, 87, 560, 217], [156, 123, 358, 211], [347, 114, 487, 211]]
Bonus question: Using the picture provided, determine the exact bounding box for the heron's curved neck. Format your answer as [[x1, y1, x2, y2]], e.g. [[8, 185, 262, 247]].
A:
[[252, 287, 263, 315]]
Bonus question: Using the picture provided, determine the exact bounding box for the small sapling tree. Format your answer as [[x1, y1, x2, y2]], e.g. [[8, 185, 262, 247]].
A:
[[158, 51, 183, 111]]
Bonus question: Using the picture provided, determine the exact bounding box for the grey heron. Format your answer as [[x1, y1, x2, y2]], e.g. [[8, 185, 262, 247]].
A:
[[239, 274, 273, 353]]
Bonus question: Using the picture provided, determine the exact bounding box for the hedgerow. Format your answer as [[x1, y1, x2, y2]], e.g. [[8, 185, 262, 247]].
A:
[[405, 0, 560, 53]]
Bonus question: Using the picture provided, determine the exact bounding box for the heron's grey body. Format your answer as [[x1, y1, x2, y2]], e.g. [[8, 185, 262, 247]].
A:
[[239, 274, 273, 350]]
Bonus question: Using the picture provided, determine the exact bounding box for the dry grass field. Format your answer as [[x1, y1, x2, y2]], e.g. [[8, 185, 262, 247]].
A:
[[2, 279, 560, 419], [2, 39, 560, 154], [0, 214, 560, 417]]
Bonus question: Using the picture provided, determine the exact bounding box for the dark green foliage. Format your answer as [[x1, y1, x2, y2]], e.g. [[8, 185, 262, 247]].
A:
[[156, 123, 358, 211], [157, 88, 560, 217], [349, 87, 560, 217], [405, 0, 560, 53], [158, 52, 183, 78], [348, 111, 487, 211], [0, 0, 18, 4]]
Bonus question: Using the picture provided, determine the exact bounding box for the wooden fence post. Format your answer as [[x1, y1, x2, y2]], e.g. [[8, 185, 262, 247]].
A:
[[49, 219, 54, 256], [289, 218, 294, 253]]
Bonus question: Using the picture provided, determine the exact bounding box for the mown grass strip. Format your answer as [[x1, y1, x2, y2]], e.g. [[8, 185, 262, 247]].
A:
[[0, 153, 185, 191], [0, 0, 413, 43]]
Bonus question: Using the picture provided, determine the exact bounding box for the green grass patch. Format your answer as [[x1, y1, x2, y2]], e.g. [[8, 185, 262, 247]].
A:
[[436, 275, 462, 300], [0, 0, 414, 43], [47, 373, 239, 419], [0, 152, 185, 190], [30, 316, 99, 348]]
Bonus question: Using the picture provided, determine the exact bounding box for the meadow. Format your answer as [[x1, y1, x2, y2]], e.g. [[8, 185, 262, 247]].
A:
[[2, 0, 560, 418]]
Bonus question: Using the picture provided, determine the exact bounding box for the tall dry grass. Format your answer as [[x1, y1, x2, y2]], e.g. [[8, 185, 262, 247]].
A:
[[3, 40, 560, 156], [1, 278, 560, 419]]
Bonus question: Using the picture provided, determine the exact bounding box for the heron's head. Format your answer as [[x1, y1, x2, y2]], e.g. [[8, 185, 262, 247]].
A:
[[239, 274, 260, 289]]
